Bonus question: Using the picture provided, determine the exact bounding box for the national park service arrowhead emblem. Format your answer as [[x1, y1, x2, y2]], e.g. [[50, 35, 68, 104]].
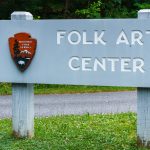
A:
[[9, 32, 37, 72]]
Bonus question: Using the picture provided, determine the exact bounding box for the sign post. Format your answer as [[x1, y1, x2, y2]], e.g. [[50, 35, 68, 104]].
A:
[[137, 9, 150, 148], [11, 12, 34, 138]]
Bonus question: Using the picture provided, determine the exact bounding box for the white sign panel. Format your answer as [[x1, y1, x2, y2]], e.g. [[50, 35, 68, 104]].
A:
[[0, 19, 149, 86]]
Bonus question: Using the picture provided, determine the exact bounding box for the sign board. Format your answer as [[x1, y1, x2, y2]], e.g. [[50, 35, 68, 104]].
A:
[[0, 19, 150, 86]]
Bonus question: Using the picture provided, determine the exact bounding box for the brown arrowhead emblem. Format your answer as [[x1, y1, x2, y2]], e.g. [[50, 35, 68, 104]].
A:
[[9, 32, 37, 72]]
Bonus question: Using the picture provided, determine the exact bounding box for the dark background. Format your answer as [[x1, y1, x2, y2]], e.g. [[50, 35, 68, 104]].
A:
[[0, 0, 149, 19]]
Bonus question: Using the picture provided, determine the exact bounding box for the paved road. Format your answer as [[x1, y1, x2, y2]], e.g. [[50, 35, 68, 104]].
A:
[[0, 91, 137, 118]]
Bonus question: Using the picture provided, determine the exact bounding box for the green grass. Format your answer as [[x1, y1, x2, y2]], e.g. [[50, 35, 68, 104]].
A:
[[34, 84, 136, 94], [0, 83, 136, 95], [0, 113, 147, 150]]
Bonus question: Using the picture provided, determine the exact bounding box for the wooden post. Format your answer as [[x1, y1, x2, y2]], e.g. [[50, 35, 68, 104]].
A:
[[137, 10, 150, 148], [11, 12, 34, 138]]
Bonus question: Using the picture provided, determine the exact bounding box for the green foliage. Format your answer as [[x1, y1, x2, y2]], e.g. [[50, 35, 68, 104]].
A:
[[0, 83, 11, 95], [0, 0, 148, 19], [0, 113, 139, 150], [100, 0, 137, 18], [135, 3, 150, 9], [75, 1, 101, 18], [0, 0, 98, 19]]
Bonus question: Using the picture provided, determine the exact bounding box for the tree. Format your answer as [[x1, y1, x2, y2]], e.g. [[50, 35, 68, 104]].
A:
[[0, 0, 95, 19], [13, 40, 20, 56], [75, 1, 101, 18], [0, 0, 148, 19]]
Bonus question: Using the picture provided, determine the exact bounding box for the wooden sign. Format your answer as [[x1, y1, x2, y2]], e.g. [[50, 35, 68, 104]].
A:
[[0, 19, 148, 86], [9, 32, 37, 72]]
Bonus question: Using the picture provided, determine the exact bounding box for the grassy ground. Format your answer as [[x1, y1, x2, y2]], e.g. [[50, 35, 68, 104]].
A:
[[0, 113, 147, 150], [0, 83, 136, 95]]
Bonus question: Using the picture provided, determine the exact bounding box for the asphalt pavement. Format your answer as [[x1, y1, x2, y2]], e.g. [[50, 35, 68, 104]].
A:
[[0, 91, 136, 118]]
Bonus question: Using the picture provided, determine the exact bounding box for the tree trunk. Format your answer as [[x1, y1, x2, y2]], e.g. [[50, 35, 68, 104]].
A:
[[64, 0, 70, 18]]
